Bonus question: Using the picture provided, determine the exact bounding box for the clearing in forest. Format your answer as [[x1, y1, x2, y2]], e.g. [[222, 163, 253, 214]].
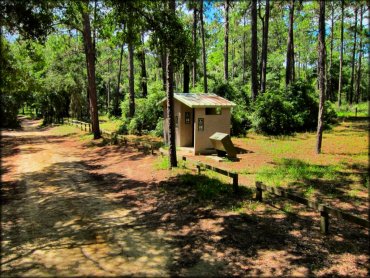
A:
[[1, 117, 368, 276]]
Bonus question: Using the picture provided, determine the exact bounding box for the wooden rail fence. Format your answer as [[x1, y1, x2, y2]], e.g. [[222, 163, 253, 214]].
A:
[[255, 181, 369, 234], [65, 118, 157, 154], [182, 156, 239, 194]]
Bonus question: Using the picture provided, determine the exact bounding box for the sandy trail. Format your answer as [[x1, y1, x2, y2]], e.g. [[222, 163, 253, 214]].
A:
[[1, 118, 368, 277], [1, 118, 175, 276]]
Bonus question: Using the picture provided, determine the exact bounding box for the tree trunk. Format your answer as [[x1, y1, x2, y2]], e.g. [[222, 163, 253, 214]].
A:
[[285, 0, 295, 87], [114, 42, 124, 116], [167, 0, 177, 168], [251, 0, 258, 101], [128, 41, 135, 117], [200, 0, 207, 93], [349, 7, 358, 105], [139, 35, 148, 98], [81, 5, 100, 139], [161, 47, 167, 91], [224, 0, 229, 81], [183, 61, 190, 93], [242, 14, 246, 84], [192, 4, 197, 87], [107, 58, 111, 111], [260, 0, 270, 94], [337, 0, 344, 107], [328, 1, 334, 101], [316, 0, 326, 154], [355, 5, 363, 104]]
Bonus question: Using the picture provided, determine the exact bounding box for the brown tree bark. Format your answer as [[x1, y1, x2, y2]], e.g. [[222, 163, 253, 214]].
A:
[[260, 0, 270, 94], [183, 61, 190, 93], [128, 41, 135, 117], [139, 34, 148, 98], [192, 3, 197, 87], [200, 0, 207, 93], [224, 0, 229, 81], [167, 0, 177, 168], [349, 7, 358, 105], [355, 5, 363, 104], [161, 47, 167, 91], [328, 1, 334, 101], [251, 0, 258, 101], [242, 14, 246, 84], [285, 0, 295, 87], [114, 42, 124, 116], [337, 0, 344, 107], [316, 0, 326, 154], [81, 3, 100, 139]]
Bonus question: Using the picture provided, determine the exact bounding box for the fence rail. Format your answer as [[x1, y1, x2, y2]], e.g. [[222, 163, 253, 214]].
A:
[[255, 181, 369, 234], [65, 118, 157, 154]]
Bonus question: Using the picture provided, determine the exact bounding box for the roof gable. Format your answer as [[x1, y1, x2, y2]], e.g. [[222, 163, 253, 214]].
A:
[[162, 93, 236, 108]]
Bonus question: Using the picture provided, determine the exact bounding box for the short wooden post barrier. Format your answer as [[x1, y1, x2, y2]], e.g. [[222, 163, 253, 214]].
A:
[[319, 205, 329, 234], [355, 107, 357, 117], [232, 174, 239, 194], [255, 182, 263, 201], [196, 163, 201, 175]]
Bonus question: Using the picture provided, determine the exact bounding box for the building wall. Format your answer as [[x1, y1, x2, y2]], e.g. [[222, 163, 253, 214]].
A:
[[163, 102, 232, 154], [194, 108, 231, 154]]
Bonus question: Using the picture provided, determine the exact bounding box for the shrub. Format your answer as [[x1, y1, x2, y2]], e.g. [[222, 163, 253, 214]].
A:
[[251, 80, 337, 135], [120, 88, 165, 135]]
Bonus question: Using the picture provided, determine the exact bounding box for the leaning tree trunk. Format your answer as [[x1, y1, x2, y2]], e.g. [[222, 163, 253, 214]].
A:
[[260, 0, 270, 94], [355, 5, 363, 104], [167, 0, 177, 168], [128, 41, 135, 117], [224, 0, 230, 81], [337, 0, 344, 107], [200, 0, 207, 93], [81, 5, 100, 139], [251, 0, 258, 101], [285, 0, 295, 87], [349, 7, 358, 105], [316, 0, 326, 154]]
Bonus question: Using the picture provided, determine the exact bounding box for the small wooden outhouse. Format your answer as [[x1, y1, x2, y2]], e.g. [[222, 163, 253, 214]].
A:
[[162, 93, 236, 154]]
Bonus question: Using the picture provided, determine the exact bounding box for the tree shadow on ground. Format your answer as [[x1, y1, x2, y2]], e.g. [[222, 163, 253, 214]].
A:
[[99, 171, 369, 276], [2, 143, 368, 276]]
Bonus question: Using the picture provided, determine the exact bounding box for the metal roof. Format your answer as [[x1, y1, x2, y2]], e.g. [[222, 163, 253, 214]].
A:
[[163, 93, 236, 108]]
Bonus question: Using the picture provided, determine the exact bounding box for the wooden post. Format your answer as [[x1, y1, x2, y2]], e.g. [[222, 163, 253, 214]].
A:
[[319, 205, 329, 234], [256, 182, 263, 202], [151, 144, 154, 155], [355, 107, 357, 117], [232, 174, 239, 194], [196, 163, 201, 175]]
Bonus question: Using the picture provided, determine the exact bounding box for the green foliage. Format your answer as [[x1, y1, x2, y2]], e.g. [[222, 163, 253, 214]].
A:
[[251, 80, 337, 135], [120, 87, 165, 135], [256, 158, 341, 187]]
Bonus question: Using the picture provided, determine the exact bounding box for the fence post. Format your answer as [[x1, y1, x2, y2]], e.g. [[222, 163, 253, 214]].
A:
[[232, 173, 239, 194], [319, 205, 329, 234], [355, 107, 357, 117], [196, 163, 201, 175], [256, 182, 263, 202]]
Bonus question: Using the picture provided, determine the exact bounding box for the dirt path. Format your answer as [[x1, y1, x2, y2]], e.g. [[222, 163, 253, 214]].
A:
[[1, 118, 369, 277], [1, 118, 176, 276]]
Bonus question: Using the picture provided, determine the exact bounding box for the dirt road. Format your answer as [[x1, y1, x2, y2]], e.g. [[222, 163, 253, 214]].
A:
[[1, 118, 178, 276], [1, 118, 368, 276]]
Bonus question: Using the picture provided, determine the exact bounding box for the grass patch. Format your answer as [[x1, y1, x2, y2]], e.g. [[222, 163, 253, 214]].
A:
[[177, 173, 233, 200], [99, 115, 122, 132], [154, 156, 186, 170], [50, 125, 78, 136], [336, 102, 368, 117], [256, 158, 342, 188]]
